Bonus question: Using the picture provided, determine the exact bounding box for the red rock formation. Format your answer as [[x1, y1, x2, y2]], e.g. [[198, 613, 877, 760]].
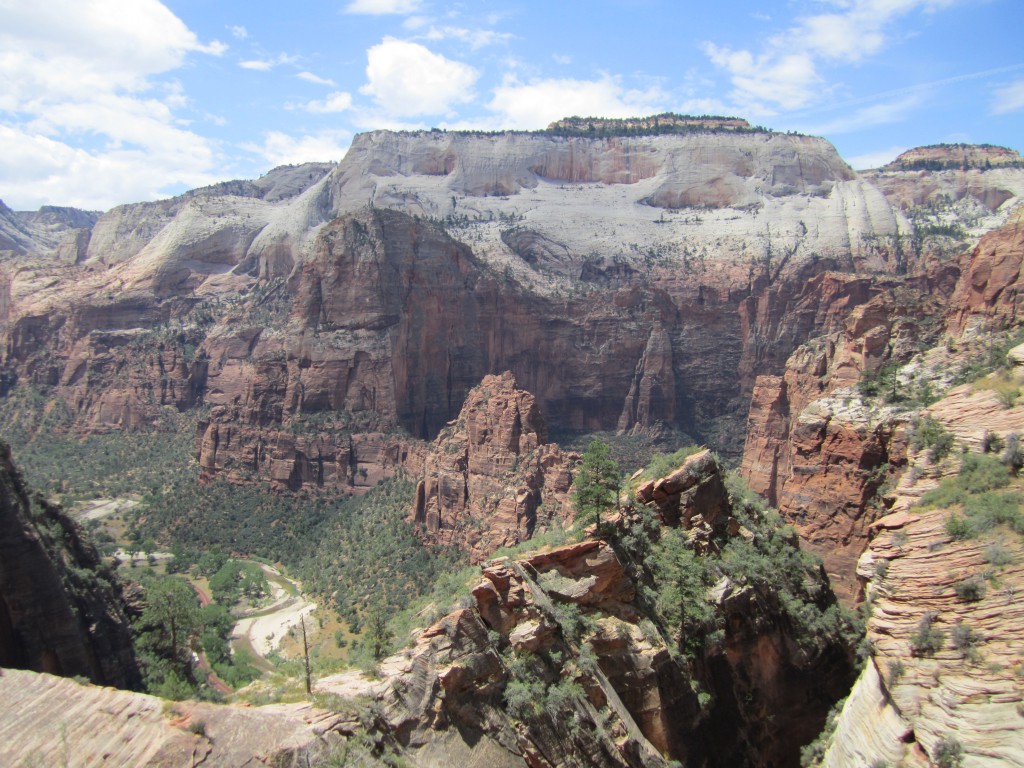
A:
[[412, 372, 576, 561], [739, 273, 958, 602], [947, 206, 1024, 334], [321, 455, 855, 767]]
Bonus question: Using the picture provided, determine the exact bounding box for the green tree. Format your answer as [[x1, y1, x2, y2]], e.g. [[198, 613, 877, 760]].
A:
[[367, 611, 393, 660], [137, 576, 201, 665], [572, 439, 621, 532]]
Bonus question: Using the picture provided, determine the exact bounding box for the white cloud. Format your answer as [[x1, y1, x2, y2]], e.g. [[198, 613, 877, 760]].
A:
[[846, 146, 908, 170], [297, 71, 336, 86], [238, 53, 298, 71], [703, 44, 820, 113], [242, 130, 351, 166], [345, 0, 420, 14], [488, 75, 667, 130], [420, 26, 514, 50], [992, 79, 1024, 115], [295, 91, 353, 114], [552, 54, 572, 65], [702, 0, 964, 113], [360, 38, 478, 117], [229, 25, 248, 39], [0, 0, 225, 210]]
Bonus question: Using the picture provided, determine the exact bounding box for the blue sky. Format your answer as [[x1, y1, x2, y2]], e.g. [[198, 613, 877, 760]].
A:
[[1, 0, 1022, 210]]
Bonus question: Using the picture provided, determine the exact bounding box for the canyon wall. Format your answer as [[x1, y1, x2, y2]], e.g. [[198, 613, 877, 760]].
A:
[[0, 441, 139, 688]]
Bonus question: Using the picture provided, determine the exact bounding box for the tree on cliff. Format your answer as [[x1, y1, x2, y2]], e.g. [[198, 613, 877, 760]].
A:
[[572, 439, 620, 532]]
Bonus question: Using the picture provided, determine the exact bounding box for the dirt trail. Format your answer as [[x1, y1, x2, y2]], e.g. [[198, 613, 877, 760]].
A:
[[230, 564, 315, 662]]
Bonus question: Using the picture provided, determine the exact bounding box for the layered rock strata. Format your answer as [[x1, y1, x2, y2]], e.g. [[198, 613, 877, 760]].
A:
[[412, 371, 575, 561], [821, 391, 1024, 767], [0, 667, 354, 767]]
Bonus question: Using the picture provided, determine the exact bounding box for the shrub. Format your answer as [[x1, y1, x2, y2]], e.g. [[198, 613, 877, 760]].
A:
[[909, 416, 954, 462], [886, 659, 905, 686], [984, 542, 1015, 566], [933, 736, 964, 768], [910, 612, 945, 657], [953, 576, 986, 602], [982, 431, 1006, 454], [951, 622, 981, 652], [945, 514, 975, 540]]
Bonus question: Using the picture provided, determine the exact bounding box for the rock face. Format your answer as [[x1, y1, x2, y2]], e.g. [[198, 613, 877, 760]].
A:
[[821, 392, 1024, 767], [412, 372, 575, 561], [0, 667, 354, 767], [2, 127, 1023, 496], [636, 448, 730, 537], [947, 206, 1024, 334], [320, 453, 855, 768], [0, 441, 139, 688], [738, 270, 957, 602]]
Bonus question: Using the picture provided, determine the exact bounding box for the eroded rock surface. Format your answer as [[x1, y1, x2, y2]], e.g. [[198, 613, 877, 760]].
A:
[[412, 371, 575, 561]]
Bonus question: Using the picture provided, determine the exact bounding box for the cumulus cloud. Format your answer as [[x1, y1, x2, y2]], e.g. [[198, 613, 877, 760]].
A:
[[242, 130, 351, 165], [992, 79, 1024, 115], [488, 75, 667, 130], [0, 0, 226, 210], [360, 38, 478, 117], [344, 0, 420, 14], [229, 25, 248, 40]]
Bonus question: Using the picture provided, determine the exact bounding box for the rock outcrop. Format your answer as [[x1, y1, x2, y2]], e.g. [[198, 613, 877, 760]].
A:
[[320, 452, 855, 767], [947, 206, 1024, 334], [0, 667, 354, 767], [412, 372, 575, 561], [0, 441, 139, 688], [738, 271, 957, 601], [820, 390, 1024, 767], [882, 144, 1023, 172]]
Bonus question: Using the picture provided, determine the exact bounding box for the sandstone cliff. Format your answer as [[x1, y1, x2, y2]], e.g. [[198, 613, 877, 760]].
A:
[[412, 371, 575, 561], [0, 441, 139, 688], [2, 129, 1022, 496], [818, 387, 1024, 767]]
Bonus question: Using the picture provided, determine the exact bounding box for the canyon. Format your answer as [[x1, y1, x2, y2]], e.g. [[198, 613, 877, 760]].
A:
[[2, 120, 1024, 765]]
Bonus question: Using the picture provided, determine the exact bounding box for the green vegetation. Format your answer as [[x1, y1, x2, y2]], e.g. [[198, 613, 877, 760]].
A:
[[933, 736, 965, 768], [908, 415, 955, 462], [919, 452, 1024, 539], [910, 611, 945, 657], [0, 387, 196, 502], [543, 113, 769, 138], [799, 697, 847, 768], [297, 477, 465, 663], [572, 439, 621, 531], [639, 445, 703, 482]]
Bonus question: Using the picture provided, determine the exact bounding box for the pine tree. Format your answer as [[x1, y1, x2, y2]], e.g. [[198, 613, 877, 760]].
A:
[[572, 439, 620, 533]]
